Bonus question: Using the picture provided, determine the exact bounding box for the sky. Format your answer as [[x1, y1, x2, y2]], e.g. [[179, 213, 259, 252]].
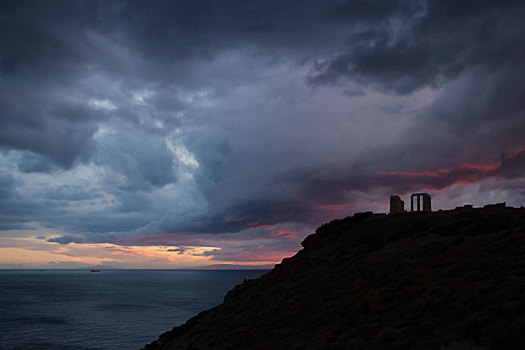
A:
[[1, 0, 524, 269]]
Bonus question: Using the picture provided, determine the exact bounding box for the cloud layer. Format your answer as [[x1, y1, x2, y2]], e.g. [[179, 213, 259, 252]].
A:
[[1, 0, 524, 267]]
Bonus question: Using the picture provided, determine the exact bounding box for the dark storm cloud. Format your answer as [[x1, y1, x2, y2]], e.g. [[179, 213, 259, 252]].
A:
[[0, 80, 107, 168], [0, 170, 17, 198], [494, 149, 525, 180], [0, 223, 34, 231], [17, 153, 60, 173], [93, 126, 177, 190], [47, 235, 85, 245], [1, 0, 524, 254], [0, 0, 114, 168], [36, 185, 102, 201], [310, 0, 525, 94]]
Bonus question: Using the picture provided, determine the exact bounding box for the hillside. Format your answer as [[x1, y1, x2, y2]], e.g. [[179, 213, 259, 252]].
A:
[[143, 205, 525, 349]]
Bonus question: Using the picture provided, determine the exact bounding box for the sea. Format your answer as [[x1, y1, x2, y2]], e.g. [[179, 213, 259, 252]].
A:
[[0, 269, 269, 350]]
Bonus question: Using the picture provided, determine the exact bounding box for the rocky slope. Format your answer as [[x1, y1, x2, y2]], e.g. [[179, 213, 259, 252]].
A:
[[143, 205, 525, 349]]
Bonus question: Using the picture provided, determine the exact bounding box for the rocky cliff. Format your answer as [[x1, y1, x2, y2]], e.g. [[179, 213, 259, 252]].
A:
[[143, 205, 525, 349]]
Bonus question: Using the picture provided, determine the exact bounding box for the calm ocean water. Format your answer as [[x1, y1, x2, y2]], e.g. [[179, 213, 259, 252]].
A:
[[0, 269, 269, 350]]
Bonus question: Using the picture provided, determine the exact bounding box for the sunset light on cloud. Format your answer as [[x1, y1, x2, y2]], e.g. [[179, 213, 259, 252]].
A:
[[0, 234, 221, 269], [1, 1, 524, 268], [0, 222, 303, 268]]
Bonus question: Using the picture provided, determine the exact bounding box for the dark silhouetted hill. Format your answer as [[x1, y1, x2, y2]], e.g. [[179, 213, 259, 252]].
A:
[[143, 205, 525, 349]]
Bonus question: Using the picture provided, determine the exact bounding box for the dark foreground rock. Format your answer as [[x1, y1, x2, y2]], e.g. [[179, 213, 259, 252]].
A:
[[143, 206, 525, 349]]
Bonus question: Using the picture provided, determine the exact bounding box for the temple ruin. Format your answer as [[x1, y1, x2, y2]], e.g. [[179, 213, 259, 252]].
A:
[[389, 193, 432, 214], [411, 193, 431, 212], [390, 195, 405, 214]]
